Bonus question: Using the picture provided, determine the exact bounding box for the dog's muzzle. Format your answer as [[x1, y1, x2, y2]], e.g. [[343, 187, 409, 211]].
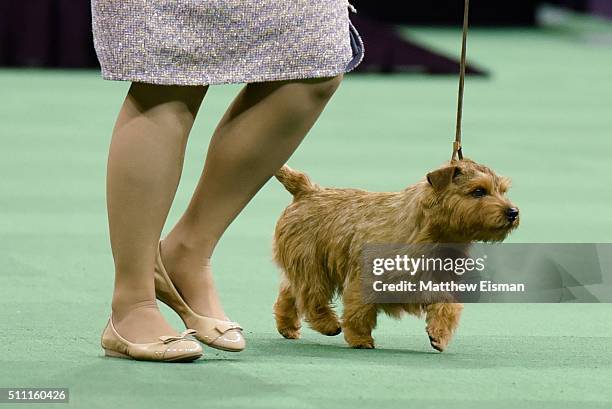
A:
[[505, 207, 519, 222]]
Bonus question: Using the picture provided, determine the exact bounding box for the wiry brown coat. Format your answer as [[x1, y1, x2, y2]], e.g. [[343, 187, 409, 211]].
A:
[[272, 159, 519, 350]]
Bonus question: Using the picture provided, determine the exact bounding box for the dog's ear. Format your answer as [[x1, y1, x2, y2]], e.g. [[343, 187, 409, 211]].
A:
[[427, 166, 461, 190]]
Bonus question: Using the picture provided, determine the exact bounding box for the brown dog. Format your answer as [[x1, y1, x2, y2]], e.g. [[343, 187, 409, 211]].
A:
[[272, 159, 519, 351]]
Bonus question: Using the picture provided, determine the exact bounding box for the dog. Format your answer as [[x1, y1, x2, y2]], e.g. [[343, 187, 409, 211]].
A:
[[272, 159, 519, 351]]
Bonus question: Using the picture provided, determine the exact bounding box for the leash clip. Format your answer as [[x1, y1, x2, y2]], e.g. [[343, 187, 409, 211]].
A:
[[452, 141, 464, 161]]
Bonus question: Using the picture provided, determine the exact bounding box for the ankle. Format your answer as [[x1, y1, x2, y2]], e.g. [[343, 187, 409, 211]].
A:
[[111, 298, 158, 322], [160, 234, 215, 271]]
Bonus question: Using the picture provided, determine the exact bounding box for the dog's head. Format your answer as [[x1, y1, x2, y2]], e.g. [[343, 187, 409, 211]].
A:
[[424, 158, 519, 242]]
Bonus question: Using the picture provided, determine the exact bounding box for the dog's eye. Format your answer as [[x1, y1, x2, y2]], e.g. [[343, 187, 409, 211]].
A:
[[471, 188, 487, 198]]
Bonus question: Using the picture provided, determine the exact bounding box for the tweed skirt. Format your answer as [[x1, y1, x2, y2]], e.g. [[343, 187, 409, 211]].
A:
[[91, 0, 364, 86]]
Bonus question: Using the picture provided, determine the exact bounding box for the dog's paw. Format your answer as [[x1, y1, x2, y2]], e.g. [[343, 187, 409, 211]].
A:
[[278, 327, 301, 340], [428, 335, 446, 352], [345, 335, 375, 349], [325, 326, 342, 336], [350, 341, 375, 349], [315, 324, 342, 337], [426, 327, 451, 352], [343, 326, 375, 349]]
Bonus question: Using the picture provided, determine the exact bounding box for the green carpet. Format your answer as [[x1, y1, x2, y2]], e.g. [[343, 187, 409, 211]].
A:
[[2, 14, 612, 409]]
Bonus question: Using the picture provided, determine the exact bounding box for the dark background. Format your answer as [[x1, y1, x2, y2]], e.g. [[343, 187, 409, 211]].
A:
[[0, 0, 610, 68], [350, 0, 610, 25]]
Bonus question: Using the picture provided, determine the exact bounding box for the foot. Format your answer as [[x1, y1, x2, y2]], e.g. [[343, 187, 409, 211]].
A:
[[305, 306, 342, 337], [426, 325, 452, 352], [159, 239, 227, 320], [111, 300, 180, 344], [309, 318, 342, 336], [277, 326, 301, 340], [343, 327, 375, 349], [424, 303, 462, 352], [348, 339, 375, 349]]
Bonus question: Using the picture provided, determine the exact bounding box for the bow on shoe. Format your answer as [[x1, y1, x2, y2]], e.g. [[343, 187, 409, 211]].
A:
[[159, 329, 197, 344], [214, 321, 242, 335]]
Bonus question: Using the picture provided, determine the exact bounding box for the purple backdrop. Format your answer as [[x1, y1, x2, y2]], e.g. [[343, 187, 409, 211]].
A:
[[591, 0, 612, 18], [0, 0, 97, 67]]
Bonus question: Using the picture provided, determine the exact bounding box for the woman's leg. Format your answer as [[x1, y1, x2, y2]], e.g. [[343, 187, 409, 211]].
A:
[[108, 82, 207, 343], [160, 75, 343, 319]]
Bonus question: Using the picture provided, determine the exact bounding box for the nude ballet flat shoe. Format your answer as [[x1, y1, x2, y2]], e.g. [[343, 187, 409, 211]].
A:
[[101, 316, 203, 362], [154, 242, 246, 352]]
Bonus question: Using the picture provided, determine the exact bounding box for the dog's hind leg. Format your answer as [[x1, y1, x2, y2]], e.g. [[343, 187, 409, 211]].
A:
[[425, 302, 463, 352], [274, 278, 302, 339], [341, 279, 377, 349], [300, 287, 342, 337]]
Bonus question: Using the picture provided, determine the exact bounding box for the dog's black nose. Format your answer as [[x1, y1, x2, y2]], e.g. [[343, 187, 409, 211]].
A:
[[506, 207, 519, 222]]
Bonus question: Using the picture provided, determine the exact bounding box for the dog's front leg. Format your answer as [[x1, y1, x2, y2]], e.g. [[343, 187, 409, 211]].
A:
[[341, 279, 378, 349], [425, 302, 463, 352], [274, 279, 302, 339]]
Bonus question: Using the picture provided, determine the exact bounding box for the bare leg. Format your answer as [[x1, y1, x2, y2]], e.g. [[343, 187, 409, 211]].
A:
[[160, 75, 343, 319], [108, 82, 207, 343]]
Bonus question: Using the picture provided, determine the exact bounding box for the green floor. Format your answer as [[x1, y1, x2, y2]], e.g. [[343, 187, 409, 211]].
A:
[[2, 14, 612, 409]]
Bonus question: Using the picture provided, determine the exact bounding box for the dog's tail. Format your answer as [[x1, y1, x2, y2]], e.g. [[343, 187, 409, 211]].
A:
[[275, 165, 315, 197]]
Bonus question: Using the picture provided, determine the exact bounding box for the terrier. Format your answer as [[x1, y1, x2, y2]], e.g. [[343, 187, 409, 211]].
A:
[[272, 159, 519, 351]]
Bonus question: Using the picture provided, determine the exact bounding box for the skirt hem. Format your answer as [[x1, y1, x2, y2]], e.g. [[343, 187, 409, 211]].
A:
[[100, 66, 357, 86]]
